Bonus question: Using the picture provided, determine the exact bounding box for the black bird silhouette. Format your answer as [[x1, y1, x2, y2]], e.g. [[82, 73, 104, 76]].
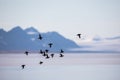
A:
[[43, 52, 46, 56], [48, 43, 53, 48], [51, 54, 54, 58], [24, 51, 29, 56], [60, 53, 64, 57], [38, 34, 42, 40], [60, 49, 64, 53], [46, 54, 50, 59], [59, 49, 64, 57], [21, 65, 25, 69], [77, 34, 81, 39], [39, 61, 43, 65], [39, 49, 43, 54], [45, 49, 49, 53]]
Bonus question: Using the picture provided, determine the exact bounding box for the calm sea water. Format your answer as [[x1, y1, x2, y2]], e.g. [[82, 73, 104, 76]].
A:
[[0, 53, 120, 80], [0, 65, 120, 80]]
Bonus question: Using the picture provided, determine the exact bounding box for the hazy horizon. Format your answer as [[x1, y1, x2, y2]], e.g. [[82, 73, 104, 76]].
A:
[[0, 0, 120, 41], [0, 26, 120, 53]]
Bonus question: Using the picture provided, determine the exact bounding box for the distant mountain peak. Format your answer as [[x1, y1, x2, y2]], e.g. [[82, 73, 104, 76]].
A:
[[25, 27, 39, 35], [13, 26, 22, 29], [46, 31, 63, 36], [0, 28, 6, 32], [25, 27, 38, 32], [9, 26, 23, 32], [0, 26, 80, 52], [0, 28, 6, 36]]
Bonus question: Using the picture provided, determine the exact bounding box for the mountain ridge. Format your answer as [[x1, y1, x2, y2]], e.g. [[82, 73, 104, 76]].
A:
[[0, 26, 79, 52]]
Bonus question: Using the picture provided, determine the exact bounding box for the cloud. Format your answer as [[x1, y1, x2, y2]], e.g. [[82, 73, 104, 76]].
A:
[[76, 35, 120, 53], [92, 35, 103, 42], [106, 36, 120, 40]]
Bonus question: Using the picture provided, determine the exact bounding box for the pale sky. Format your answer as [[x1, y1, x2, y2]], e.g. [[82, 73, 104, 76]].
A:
[[0, 0, 120, 41]]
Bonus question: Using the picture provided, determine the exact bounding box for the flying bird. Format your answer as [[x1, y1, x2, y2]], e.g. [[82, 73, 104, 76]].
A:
[[38, 34, 42, 40], [60, 53, 64, 57], [77, 34, 81, 39], [39, 49, 43, 54], [50, 54, 54, 58], [21, 65, 25, 69], [59, 49, 64, 57], [43, 52, 47, 56], [48, 43, 53, 48], [60, 49, 64, 53], [24, 51, 29, 56], [46, 54, 50, 59], [39, 61, 43, 65], [45, 49, 49, 53]]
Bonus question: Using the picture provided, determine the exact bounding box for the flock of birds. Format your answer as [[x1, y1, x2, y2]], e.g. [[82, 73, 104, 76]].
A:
[[21, 33, 81, 69]]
